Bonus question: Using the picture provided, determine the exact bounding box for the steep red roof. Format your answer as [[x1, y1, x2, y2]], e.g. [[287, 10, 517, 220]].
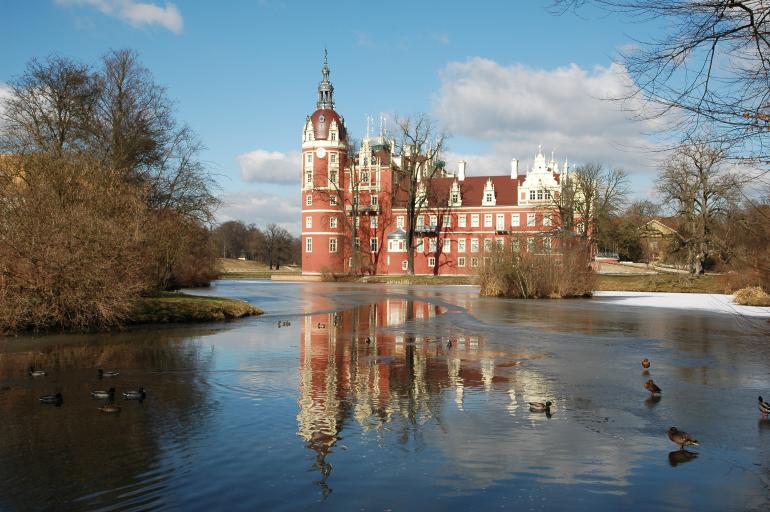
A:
[[392, 175, 519, 208]]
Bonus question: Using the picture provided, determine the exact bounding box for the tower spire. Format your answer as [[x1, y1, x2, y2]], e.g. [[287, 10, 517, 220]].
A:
[[316, 49, 335, 110]]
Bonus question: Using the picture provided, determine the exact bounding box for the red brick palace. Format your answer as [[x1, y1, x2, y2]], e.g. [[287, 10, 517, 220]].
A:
[[301, 55, 568, 276]]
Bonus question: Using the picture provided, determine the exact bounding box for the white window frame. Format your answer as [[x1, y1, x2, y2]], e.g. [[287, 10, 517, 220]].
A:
[[428, 256, 436, 268], [443, 214, 451, 227], [458, 256, 466, 267], [471, 257, 479, 268], [458, 214, 467, 228], [527, 213, 536, 227], [306, 195, 312, 206], [329, 238, 337, 253], [544, 213, 552, 226], [305, 216, 312, 229], [484, 238, 492, 252], [458, 239, 466, 252], [471, 238, 479, 253], [429, 238, 437, 252], [371, 217, 378, 229], [305, 237, 312, 253], [484, 214, 493, 227], [471, 214, 480, 227], [443, 238, 451, 252], [496, 214, 505, 231], [329, 216, 337, 228], [402, 260, 408, 270], [330, 195, 337, 205], [511, 213, 520, 227]]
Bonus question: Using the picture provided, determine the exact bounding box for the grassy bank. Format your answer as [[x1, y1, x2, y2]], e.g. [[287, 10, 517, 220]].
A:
[[595, 273, 726, 293], [217, 258, 300, 280], [130, 292, 262, 324]]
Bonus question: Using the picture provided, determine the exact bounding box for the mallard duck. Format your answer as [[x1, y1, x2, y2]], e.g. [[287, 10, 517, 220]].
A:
[[91, 387, 115, 399], [39, 393, 63, 404], [122, 388, 146, 400], [317, 323, 326, 328], [641, 358, 651, 369], [446, 340, 452, 349], [98, 369, 119, 378], [99, 404, 121, 413], [668, 427, 698, 449], [365, 337, 371, 345], [645, 379, 662, 395], [528, 401, 552, 413], [28, 366, 46, 377], [758, 396, 770, 417]]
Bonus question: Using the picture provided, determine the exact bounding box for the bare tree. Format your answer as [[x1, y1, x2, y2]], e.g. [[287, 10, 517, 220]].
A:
[[555, 1, 770, 167], [393, 114, 447, 275], [262, 223, 293, 270], [658, 141, 740, 274], [553, 163, 629, 247]]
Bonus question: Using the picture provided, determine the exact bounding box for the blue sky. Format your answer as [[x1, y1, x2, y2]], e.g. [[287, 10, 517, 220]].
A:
[[1, 0, 662, 234]]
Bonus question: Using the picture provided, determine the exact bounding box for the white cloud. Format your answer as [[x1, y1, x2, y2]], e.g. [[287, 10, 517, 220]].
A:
[[217, 191, 301, 235], [0, 83, 11, 128], [434, 58, 667, 182], [236, 149, 300, 184], [55, 0, 184, 34]]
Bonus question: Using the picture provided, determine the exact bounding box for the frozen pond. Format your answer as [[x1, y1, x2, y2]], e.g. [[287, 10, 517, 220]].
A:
[[1, 281, 769, 510]]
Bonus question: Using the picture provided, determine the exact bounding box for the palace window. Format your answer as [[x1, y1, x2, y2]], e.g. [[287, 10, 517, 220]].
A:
[[330, 132, 337, 141], [537, 189, 543, 200], [371, 217, 378, 229], [484, 214, 492, 227], [496, 214, 505, 230], [416, 238, 424, 252], [471, 238, 479, 252], [458, 239, 466, 252], [329, 238, 337, 253], [305, 171, 312, 186], [428, 257, 436, 268], [329, 217, 337, 228], [397, 216, 404, 228], [329, 170, 338, 186], [485, 192, 493, 203], [371, 195, 378, 205], [306, 194, 312, 206], [458, 214, 466, 228], [330, 153, 337, 163], [430, 215, 438, 228], [443, 214, 451, 227], [451, 192, 459, 204], [471, 257, 479, 268], [402, 260, 408, 270], [527, 213, 536, 227], [458, 257, 466, 267], [511, 213, 520, 226], [496, 238, 504, 250], [330, 195, 337, 205], [429, 238, 437, 252], [545, 190, 552, 200], [529, 190, 536, 200], [305, 216, 312, 229], [471, 214, 480, 227], [443, 238, 451, 252], [544, 213, 552, 226], [305, 237, 312, 253], [370, 237, 378, 252], [306, 153, 312, 164], [484, 238, 492, 252]]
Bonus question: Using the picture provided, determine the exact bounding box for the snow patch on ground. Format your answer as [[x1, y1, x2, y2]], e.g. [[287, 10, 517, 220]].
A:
[[592, 291, 770, 317]]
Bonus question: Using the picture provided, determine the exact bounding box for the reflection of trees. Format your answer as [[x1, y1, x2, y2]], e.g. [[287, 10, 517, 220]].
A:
[[0, 329, 216, 510]]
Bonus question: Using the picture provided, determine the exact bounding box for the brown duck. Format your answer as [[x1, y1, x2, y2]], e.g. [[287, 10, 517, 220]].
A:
[[645, 379, 661, 395], [758, 396, 770, 417], [641, 358, 651, 369], [668, 427, 698, 449]]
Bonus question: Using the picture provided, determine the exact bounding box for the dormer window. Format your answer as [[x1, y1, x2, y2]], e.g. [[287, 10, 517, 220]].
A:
[[449, 180, 462, 206], [529, 190, 536, 200], [330, 132, 336, 141], [452, 192, 459, 203], [537, 189, 543, 200], [481, 179, 496, 206]]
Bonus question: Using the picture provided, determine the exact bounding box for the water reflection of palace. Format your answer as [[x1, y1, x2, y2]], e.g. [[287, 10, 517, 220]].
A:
[[296, 298, 551, 495]]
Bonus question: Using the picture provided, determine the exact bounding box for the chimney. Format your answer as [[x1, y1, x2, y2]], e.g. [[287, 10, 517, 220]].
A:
[[511, 158, 519, 178], [458, 160, 466, 181]]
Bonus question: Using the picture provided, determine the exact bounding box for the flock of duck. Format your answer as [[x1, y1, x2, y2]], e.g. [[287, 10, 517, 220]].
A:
[[525, 356, 770, 455], [30, 366, 146, 413]]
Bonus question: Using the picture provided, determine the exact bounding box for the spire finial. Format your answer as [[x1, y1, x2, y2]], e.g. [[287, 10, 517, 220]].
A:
[[316, 49, 334, 110]]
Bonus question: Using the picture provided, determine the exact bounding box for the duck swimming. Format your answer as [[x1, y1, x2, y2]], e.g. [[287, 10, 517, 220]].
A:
[[28, 366, 46, 377], [99, 404, 121, 413], [641, 358, 651, 369], [528, 401, 552, 413], [668, 427, 698, 449], [122, 388, 146, 400], [365, 337, 371, 345], [98, 369, 119, 378], [91, 387, 116, 399], [39, 393, 63, 405], [645, 379, 662, 395], [758, 396, 770, 417]]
